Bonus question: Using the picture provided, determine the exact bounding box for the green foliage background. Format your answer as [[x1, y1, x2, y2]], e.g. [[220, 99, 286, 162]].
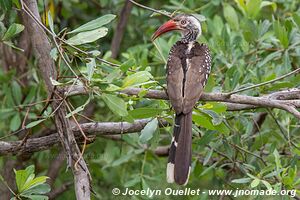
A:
[[1, 0, 300, 199]]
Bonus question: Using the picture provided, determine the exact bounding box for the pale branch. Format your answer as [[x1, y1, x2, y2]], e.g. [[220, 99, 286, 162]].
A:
[[65, 86, 300, 118], [21, 1, 91, 199], [0, 119, 170, 156]]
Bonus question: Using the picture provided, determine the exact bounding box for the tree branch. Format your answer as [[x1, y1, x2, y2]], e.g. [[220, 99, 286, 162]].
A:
[[21, 1, 91, 199], [0, 119, 169, 155], [111, 0, 133, 58], [65, 86, 300, 117]]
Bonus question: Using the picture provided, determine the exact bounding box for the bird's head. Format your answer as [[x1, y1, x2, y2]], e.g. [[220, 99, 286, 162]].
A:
[[152, 14, 201, 43]]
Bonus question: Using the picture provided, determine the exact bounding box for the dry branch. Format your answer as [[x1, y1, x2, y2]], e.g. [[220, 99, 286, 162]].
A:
[[65, 86, 300, 117], [0, 119, 169, 156], [21, 1, 91, 199]]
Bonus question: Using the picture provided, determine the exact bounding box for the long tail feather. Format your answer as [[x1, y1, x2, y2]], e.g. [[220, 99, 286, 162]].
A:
[[167, 112, 192, 185]]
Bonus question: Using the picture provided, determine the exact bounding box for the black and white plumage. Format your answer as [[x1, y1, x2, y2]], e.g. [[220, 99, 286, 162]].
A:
[[152, 14, 211, 185]]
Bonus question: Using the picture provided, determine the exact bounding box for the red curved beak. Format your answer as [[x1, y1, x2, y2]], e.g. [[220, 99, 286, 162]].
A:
[[151, 20, 180, 41]]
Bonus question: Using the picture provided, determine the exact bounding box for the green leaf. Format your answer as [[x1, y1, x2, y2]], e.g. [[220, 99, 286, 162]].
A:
[[141, 178, 150, 192], [47, 11, 54, 34], [241, 18, 257, 42], [12, 81, 22, 105], [22, 176, 48, 192], [194, 133, 215, 147], [110, 149, 144, 167], [258, 51, 282, 68], [26, 119, 46, 129], [273, 149, 281, 171], [102, 94, 128, 117], [103, 69, 122, 83], [273, 20, 289, 48], [139, 118, 158, 144], [66, 98, 90, 118], [15, 166, 34, 193], [192, 14, 206, 22], [50, 48, 58, 61], [25, 165, 35, 176], [86, 58, 96, 81], [21, 184, 50, 195], [2, 23, 24, 41], [293, 13, 300, 27], [202, 102, 227, 113], [66, 27, 108, 45], [69, 14, 116, 34], [120, 59, 135, 72], [200, 109, 223, 126], [232, 178, 252, 184], [3, 40, 24, 51], [149, 126, 160, 149], [203, 148, 213, 166], [20, 194, 48, 200], [246, 0, 262, 19], [12, 0, 20, 8], [124, 177, 141, 187], [128, 108, 165, 119], [250, 178, 260, 188], [106, 84, 121, 92], [122, 71, 153, 88], [261, 180, 272, 190], [0, 0, 12, 11], [193, 112, 215, 130], [260, 1, 277, 11], [234, 0, 247, 16], [264, 169, 284, 178], [10, 113, 21, 131], [223, 3, 239, 30], [200, 162, 218, 176]]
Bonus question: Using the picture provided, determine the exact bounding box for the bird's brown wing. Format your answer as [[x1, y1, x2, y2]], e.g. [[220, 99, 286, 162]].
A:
[[166, 42, 185, 114], [183, 43, 211, 113]]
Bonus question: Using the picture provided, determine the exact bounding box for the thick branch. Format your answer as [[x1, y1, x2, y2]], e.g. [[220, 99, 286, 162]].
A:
[[22, 1, 91, 199], [111, 0, 133, 58], [0, 119, 169, 156], [65, 86, 300, 116]]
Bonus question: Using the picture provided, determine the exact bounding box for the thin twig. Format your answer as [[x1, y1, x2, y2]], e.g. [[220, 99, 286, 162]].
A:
[[227, 66, 300, 95], [129, 0, 172, 18], [267, 108, 300, 150], [64, 101, 90, 171], [228, 142, 267, 166]]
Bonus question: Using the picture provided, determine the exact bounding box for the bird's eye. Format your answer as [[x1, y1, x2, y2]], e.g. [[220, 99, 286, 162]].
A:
[[181, 20, 187, 25]]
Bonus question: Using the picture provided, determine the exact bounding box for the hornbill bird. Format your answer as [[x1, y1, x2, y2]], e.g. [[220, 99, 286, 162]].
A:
[[152, 14, 211, 185]]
